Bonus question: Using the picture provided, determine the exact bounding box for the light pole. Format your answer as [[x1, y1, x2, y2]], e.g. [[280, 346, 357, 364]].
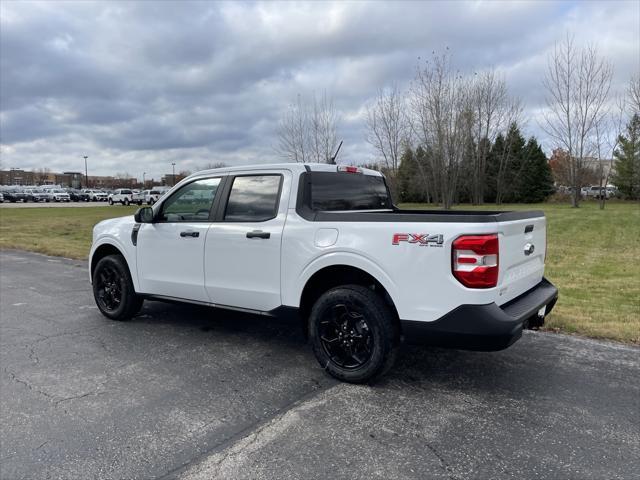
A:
[[171, 162, 176, 186], [83, 156, 88, 188], [143, 172, 146, 188]]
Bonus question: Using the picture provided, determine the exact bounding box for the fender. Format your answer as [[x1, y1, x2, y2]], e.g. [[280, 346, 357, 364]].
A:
[[289, 250, 399, 310], [89, 236, 139, 290]]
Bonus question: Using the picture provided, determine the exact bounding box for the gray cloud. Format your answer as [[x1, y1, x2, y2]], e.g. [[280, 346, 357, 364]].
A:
[[1, 0, 638, 180]]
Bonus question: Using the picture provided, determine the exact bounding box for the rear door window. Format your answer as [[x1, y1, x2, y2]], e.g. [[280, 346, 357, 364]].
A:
[[224, 175, 282, 222]]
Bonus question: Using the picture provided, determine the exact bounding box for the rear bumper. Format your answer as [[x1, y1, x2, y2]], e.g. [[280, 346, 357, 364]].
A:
[[401, 278, 558, 351]]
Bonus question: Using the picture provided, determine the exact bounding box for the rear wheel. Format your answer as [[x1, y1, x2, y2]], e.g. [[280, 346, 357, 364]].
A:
[[309, 285, 399, 384], [123, 198, 130, 206], [92, 254, 143, 321]]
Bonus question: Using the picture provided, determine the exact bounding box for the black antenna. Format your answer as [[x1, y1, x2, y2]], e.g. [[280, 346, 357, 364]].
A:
[[330, 140, 343, 164]]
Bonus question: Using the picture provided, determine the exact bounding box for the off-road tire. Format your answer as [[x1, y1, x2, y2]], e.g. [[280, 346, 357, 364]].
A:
[[92, 254, 143, 321], [309, 284, 399, 384]]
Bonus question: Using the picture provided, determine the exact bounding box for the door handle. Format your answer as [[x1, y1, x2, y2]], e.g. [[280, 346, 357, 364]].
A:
[[180, 231, 200, 238], [246, 230, 270, 239]]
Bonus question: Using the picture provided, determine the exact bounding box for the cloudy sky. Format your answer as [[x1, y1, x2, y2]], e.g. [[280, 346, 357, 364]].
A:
[[1, 1, 638, 180]]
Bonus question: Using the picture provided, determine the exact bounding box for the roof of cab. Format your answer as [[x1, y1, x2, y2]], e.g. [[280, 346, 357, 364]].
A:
[[187, 163, 383, 180]]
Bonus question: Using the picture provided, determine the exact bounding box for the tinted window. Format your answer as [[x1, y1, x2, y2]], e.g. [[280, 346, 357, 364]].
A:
[[224, 175, 281, 222], [160, 178, 220, 222], [122, 189, 132, 194], [310, 172, 392, 211]]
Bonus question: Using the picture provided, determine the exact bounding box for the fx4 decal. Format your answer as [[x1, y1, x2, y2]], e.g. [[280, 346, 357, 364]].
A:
[[392, 233, 444, 247]]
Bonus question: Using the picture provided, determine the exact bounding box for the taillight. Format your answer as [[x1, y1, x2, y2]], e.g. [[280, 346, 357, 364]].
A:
[[452, 234, 499, 288]]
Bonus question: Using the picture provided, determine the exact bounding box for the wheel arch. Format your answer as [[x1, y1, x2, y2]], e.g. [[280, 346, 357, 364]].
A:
[[90, 240, 136, 288], [298, 264, 400, 330]]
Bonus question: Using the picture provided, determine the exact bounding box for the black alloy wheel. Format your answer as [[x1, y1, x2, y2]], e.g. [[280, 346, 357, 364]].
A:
[[95, 263, 124, 313], [318, 303, 373, 370], [92, 254, 143, 320]]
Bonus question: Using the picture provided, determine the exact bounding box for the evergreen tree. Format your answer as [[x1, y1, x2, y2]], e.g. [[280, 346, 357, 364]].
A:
[[495, 123, 526, 203], [484, 133, 504, 203], [516, 138, 555, 203], [397, 147, 416, 202], [612, 113, 640, 200], [397, 146, 432, 203]]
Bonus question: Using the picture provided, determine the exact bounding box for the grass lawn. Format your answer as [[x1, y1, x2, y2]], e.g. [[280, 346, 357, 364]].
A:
[[0, 206, 138, 260], [1, 201, 638, 344]]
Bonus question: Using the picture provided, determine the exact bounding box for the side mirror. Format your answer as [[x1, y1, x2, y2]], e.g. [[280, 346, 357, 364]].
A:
[[134, 206, 154, 223]]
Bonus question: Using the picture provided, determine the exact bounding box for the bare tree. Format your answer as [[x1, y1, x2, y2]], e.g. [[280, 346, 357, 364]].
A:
[[542, 34, 613, 207], [629, 74, 640, 115], [310, 92, 340, 164], [199, 161, 227, 170], [409, 52, 473, 209], [593, 96, 625, 209], [34, 167, 51, 185], [365, 85, 409, 178], [275, 92, 340, 164], [469, 70, 514, 204], [275, 95, 309, 163]]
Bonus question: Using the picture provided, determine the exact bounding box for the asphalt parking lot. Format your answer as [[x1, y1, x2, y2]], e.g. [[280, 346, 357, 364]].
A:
[[1, 249, 639, 480]]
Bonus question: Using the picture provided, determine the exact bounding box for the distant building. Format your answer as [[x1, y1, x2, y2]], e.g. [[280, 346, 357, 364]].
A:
[[87, 175, 137, 189], [1, 168, 137, 189], [60, 172, 84, 189], [161, 173, 187, 186], [0, 169, 35, 185]]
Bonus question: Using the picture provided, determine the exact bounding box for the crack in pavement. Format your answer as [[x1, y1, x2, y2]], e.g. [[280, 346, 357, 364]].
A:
[[3, 367, 109, 408], [160, 381, 338, 480]]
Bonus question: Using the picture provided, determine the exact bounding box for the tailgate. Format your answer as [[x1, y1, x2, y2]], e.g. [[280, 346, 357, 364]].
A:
[[497, 215, 546, 305]]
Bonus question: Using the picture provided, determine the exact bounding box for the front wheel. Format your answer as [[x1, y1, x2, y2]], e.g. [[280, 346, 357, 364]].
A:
[[108, 198, 113, 205], [92, 254, 143, 321], [309, 285, 399, 384], [123, 198, 130, 206]]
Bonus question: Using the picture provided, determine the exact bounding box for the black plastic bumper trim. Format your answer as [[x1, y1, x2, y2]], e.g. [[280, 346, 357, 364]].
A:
[[401, 278, 558, 351]]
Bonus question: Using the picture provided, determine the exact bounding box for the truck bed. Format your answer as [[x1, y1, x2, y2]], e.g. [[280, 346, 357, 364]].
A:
[[302, 208, 545, 223]]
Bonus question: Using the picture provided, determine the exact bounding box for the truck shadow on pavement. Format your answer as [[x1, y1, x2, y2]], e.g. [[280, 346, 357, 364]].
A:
[[131, 300, 533, 397]]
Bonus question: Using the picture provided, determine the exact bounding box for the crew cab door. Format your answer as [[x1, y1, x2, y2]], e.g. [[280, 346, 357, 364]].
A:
[[136, 177, 223, 302], [204, 171, 289, 311]]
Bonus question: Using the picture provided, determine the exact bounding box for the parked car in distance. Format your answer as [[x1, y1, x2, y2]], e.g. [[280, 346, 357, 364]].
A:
[[47, 189, 71, 202], [108, 189, 134, 205], [0, 192, 4, 203], [83, 189, 109, 202], [145, 187, 170, 205], [132, 190, 146, 205], [2, 188, 27, 203], [65, 188, 90, 202], [582, 185, 616, 199], [89, 163, 558, 383], [22, 188, 47, 202]]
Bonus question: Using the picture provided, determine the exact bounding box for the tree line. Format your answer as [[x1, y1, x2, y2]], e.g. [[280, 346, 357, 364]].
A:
[[276, 35, 640, 208]]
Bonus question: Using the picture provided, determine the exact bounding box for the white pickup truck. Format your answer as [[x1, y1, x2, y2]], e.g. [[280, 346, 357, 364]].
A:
[[89, 163, 558, 383]]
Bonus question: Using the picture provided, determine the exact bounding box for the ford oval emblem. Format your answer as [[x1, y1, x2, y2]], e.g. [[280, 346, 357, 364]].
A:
[[524, 243, 535, 256]]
